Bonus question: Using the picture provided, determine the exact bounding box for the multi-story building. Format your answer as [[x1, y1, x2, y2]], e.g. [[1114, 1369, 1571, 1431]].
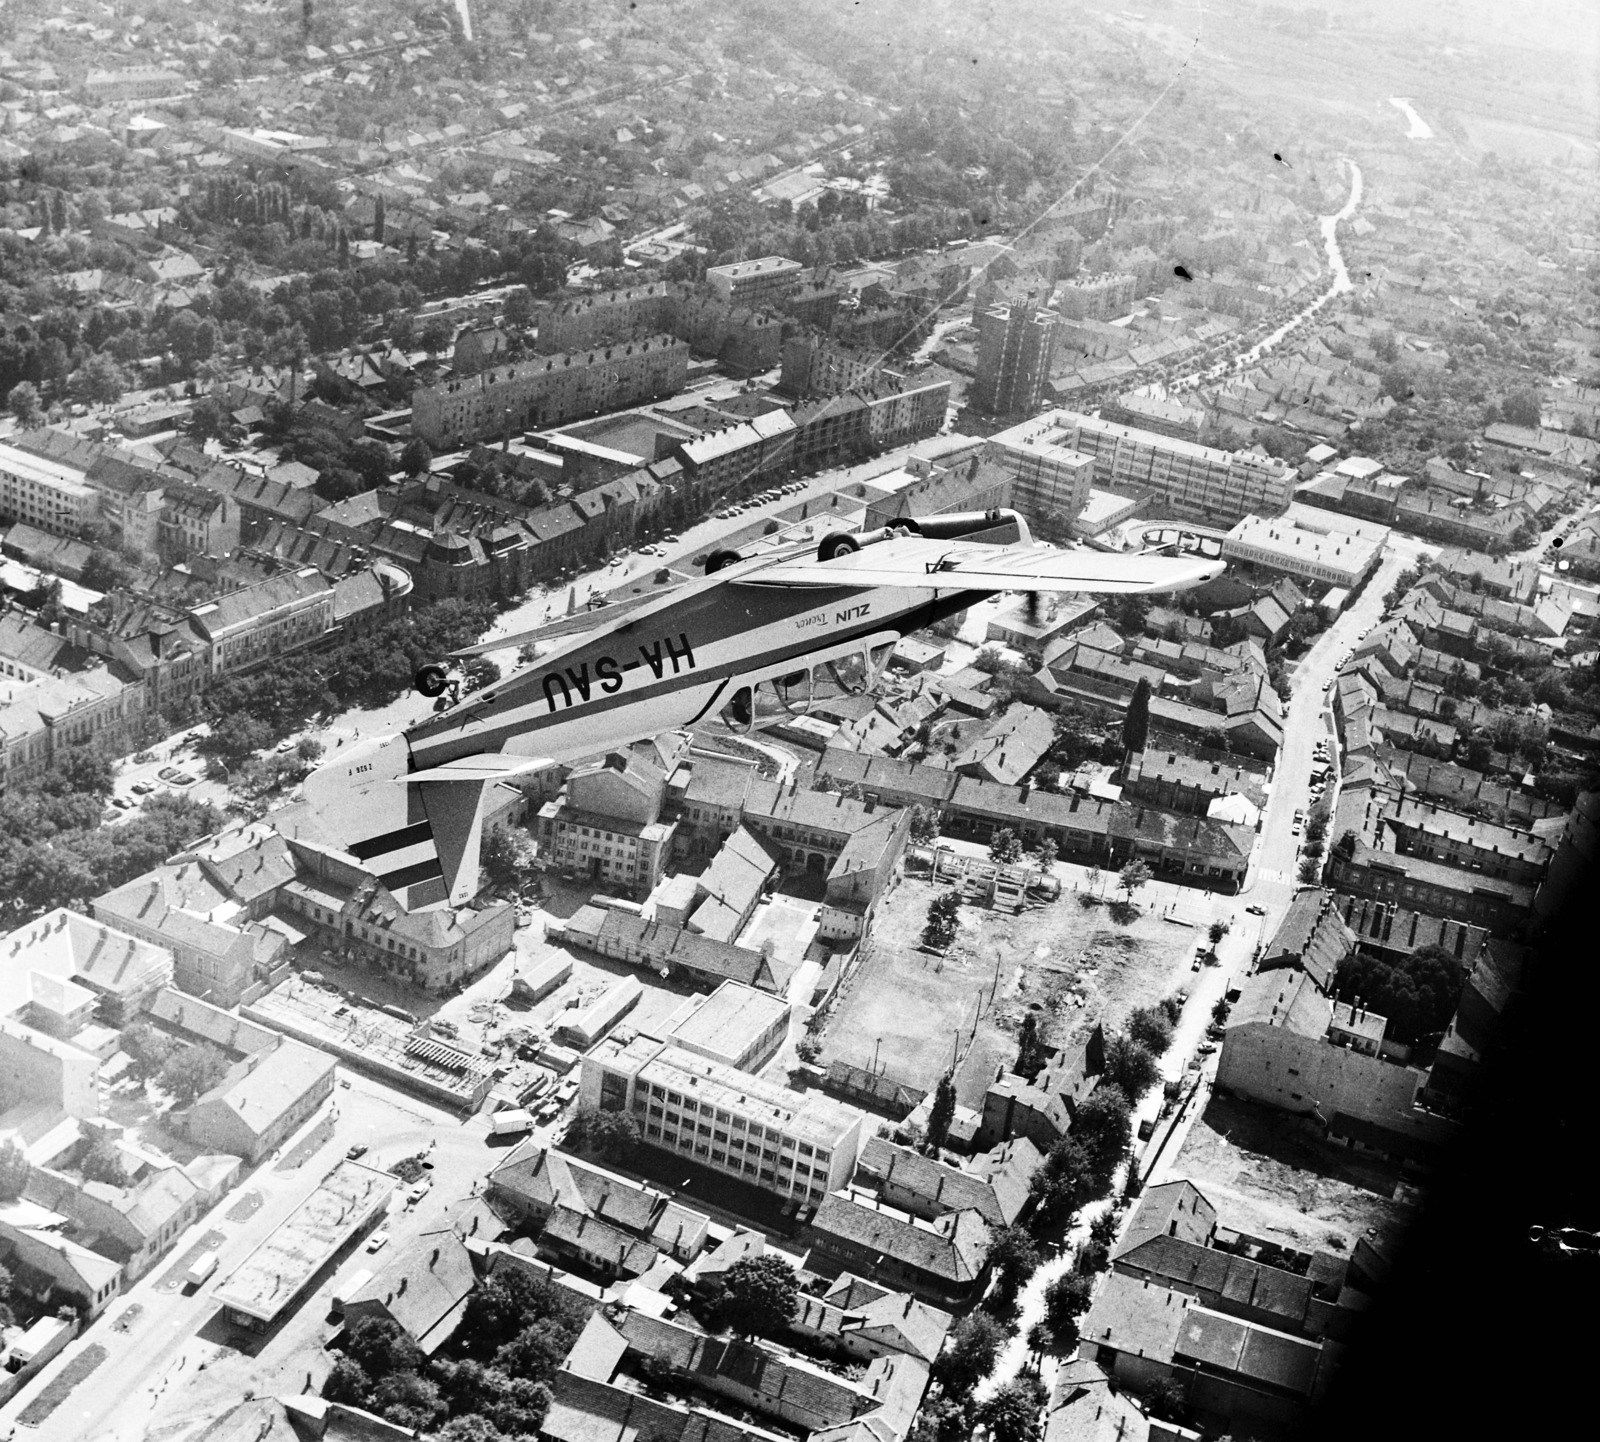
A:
[[186, 567, 337, 677], [704, 256, 803, 309], [1041, 411, 1295, 526], [1222, 515, 1385, 590], [971, 305, 1059, 416], [0, 667, 148, 792], [535, 282, 681, 354], [780, 332, 892, 399], [581, 1033, 866, 1205], [82, 66, 187, 103], [982, 416, 1096, 526], [536, 743, 684, 898], [1053, 272, 1138, 320], [0, 442, 97, 537], [92, 859, 290, 1009], [411, 336, 690, 449]]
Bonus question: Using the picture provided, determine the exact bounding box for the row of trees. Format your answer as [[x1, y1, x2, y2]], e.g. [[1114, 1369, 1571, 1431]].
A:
[[194, 596, 498, 763], [0, 756, 222, 925]]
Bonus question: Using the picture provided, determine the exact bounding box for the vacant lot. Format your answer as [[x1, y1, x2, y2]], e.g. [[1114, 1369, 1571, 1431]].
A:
[[820, 874, 1199, 1109], [1171, 1092, 1416, 1255]]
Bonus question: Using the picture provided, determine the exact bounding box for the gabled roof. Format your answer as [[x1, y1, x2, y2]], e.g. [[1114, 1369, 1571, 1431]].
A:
[[346, 1229, 475, 1352], [809, 1194, 991, 1286]]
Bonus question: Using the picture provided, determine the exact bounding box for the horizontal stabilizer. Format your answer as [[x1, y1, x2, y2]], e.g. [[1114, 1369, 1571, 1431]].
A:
[[405, 753, 556, 784]]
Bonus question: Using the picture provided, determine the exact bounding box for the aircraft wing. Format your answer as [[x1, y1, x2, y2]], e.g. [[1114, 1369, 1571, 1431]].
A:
[[740, 537, 1226, 594]]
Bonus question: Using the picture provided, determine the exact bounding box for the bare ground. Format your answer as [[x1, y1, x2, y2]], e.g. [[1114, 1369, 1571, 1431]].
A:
[[819, 875, 1198, 1109], [1172, 1093, 1417, 1255]]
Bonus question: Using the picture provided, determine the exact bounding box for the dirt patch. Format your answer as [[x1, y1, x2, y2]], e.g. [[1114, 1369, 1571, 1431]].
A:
[[1172, 1093, 1415, 1255], [818, 876, 1197, 1109]]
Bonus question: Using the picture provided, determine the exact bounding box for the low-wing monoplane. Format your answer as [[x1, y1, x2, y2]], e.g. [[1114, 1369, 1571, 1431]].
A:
[[304, 510, 1224, 908]]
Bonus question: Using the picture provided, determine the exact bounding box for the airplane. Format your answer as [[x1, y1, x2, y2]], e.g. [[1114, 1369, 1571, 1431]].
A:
[[303, 509, 1224, 910]]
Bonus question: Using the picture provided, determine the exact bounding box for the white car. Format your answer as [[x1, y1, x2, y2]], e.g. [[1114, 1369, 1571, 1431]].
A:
[[366, 1229, 391, 1253]]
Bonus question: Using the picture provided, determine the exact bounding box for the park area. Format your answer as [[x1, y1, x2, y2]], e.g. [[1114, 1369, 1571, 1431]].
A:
[[818, 872, 1204, 1110], [1171, 1092, 1417, 1255]]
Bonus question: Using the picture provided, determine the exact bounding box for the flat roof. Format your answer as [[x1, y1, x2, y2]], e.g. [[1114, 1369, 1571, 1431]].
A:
[[0, 444, 94, 496], [601, 1035, 859, 1148], [667, 980, 790, 1062], [212, 1160, 395, 1323]]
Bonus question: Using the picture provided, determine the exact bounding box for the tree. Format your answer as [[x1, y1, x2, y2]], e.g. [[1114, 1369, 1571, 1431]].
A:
[[989, 828, 1024, 865], [456, 1268, 578, 1364], [482, 824, 522, 892], [1071, 1085, 1132, 1184], [1333, 944, 1466, 1045], [1033, 836, 1059, 870], [1118, 859, 1152, 902], [421, 318, 453, 356], [401, 436, 433, 477], [1211, 997, 1232, 1026], [79, 1134, 127, 1187], [1126, 1005, 1174, 1056], [977, 1378, 1044, 1442], [0, 1139, 30, 1201], [72, 352, 131, 406], [1102, 1033, 1160, 1101], [908, 805, 941, 845], [1122, 677, 1151, 755], [371, 1372, 446, 1431], [7, 382, 44, 428], [1501, 388, 1542, 429], [922, 889, 961, 950], [986, 1224, 1042, 1300], [1014, 1012, 1046, 1082], [322, 1356, 373, 1406], [158, 1043, 231, 1106], [567, 1106, 639, 1160], [720, 1254, 799, 1337], [119, 1021, 177, 1082], [1044, 1272, 1095, 1336], [935, 1310, 1006, 1395], [1208, 919, 1230, 945], [925, 1072, 957, 1153]]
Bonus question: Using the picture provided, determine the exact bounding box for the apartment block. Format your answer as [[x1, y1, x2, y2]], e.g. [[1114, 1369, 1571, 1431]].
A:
[[0, 442, 97, 537], [1054, 271, 1138, 320], [1042, 410, 1295, 525], [581, 1033, 866, 1205], [972, 305, 1059, 416], [704, 256, 803, 308], [983, 416, 1096, 525], [411, 336, 690, 448], [187, 567, 337, 678]]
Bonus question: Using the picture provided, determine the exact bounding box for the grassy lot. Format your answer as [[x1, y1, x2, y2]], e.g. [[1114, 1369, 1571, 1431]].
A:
[[1169, 1093, 1417, 1255], [820, 875, 1199, 1109]]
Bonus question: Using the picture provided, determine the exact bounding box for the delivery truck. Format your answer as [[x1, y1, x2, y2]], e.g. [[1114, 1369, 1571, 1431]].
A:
[[491, 1107, 535, 1136], [185, 1250, 219, 1289]]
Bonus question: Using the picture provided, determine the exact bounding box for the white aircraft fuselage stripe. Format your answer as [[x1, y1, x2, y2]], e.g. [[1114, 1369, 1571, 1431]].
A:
[[409, 582, 942, 770]]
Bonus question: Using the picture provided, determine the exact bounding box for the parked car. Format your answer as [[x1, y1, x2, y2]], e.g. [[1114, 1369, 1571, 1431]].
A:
[[366, 1229, 390, 1253], [1197, 1043, 1217, 1056], [346, 1143, 368, 1160], [407, 1181, 430, 1205], [111, 796, 132, 810], [170, 772, 197, 786], [132, 781, 155, 795], [157, 767, 184, 782], [1246, 904, 1265, 916]]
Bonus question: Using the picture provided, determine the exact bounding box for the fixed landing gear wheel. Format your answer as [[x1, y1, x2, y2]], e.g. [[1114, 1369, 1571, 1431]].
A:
[[817, 533, 860, 562], [705, 548, 742, 574], [414, 663, 449, 697]]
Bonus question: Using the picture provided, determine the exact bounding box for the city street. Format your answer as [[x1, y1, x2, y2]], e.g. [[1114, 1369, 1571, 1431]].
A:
[[0, 1068, 496, 1442]]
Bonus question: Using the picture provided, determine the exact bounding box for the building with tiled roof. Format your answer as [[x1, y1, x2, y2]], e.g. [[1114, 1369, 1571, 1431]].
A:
[[343, 1229, 475, 1354], [0, 907, 172, 1028], [183, 1036, 337, 1163], [975, 1025, 1106, 1152], [186, 567, 336, 678], [1256, 890, 1358, 993], [92, 859, 289, 1008], [855, 1135, 1040, 1230], [486, 1144, 711, 1261], [805, 1192, 991, 1305]]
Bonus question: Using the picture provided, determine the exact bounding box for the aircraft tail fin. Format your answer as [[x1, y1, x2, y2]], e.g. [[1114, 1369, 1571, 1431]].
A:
[[305, 738, 552, 908]]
